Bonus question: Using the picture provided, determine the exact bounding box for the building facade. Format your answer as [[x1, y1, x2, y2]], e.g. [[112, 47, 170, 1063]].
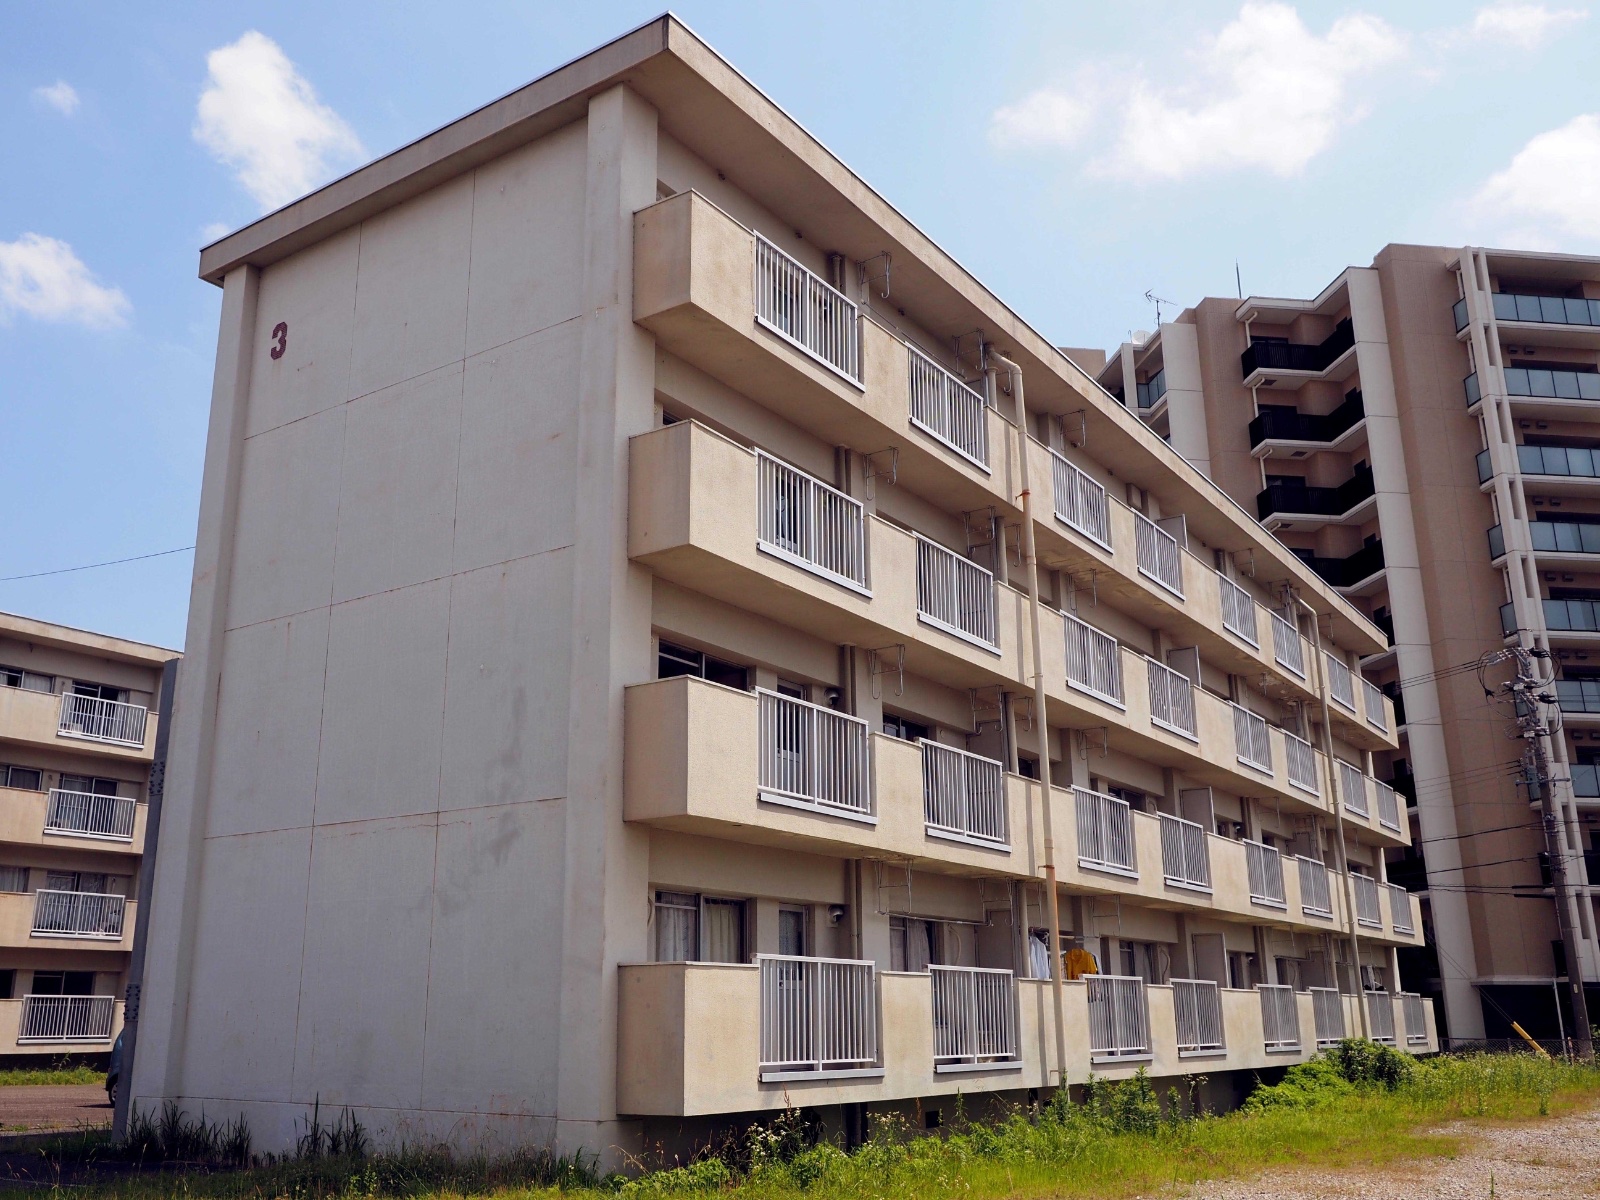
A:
[[0, 611, 173, 1059], [1097, 245, 1600, 1044], [132, 18, 1434, 1161]]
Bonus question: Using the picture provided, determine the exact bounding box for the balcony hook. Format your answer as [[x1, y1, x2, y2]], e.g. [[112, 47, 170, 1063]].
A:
[[954, 330, 986, 380], [1233, 547, 1256, 578], [1079, 727, 1109, 760], [872, 858, 913, 914], [1057, 409, 1088, 449], [970, 684, 1005, 733], [857, 251, 892, 300], [1013, 694, 1036, 732], [868, 644, 905, 699], [862, 447, 898, 500]]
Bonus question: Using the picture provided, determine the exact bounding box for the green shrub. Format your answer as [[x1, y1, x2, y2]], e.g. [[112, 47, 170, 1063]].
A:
[[1327, 1038, 1415, 1089]]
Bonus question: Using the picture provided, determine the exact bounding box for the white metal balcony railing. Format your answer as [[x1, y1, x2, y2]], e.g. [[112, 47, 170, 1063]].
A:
[[1159, 813, 1211, 891], [1232, 704, 1273, 773], [31, 890, 126, 940], [1366, 990, 1397, 1044], [930, 965, 1019, 1066], [1086, 974, 1151, 1060], [1374, 779, 1401, 832], [56, 693, 148, 748], [1064, 613, 1124, 706], [758, 954, 878, 1078], [1298, 855, 1334, 918], [756, 451, 871, 594], [1352, 872, 1382, 929], [1217, 574, 1259, 647], [758, 690, 872, 819], [1146, 658, 1197, 740], [17, 994, 115, 1044], [1388, 882, 1415, 934], [753, 234, 861, 383], [1133, 512, 1184, 598], [907, 345, 990, 471], [1310, 985, 1346, 1046], [921, 741, 1007, 847], [1325, 653, 1356, 713], [916, 536, 998, 651], [1259, 983, 1301, 1051], [1362, 678, 1388, 733], [1049, 450, 1113, 551], [1244, 839, 1287, 909], [1339, 759, 1370, 818], [1283, 729, 1320, 795], [1172, 978, 1225, 1055], [1271, 610, 1306, 679], [1075, 786, 1137, 877], [1401, 992, 1429, 1045], [44, 789, 137, 842]]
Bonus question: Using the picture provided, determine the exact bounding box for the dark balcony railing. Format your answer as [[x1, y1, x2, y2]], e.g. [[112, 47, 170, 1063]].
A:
[[1136, 368, 1167, 410], [1491, 520, 1600, 559], [1257, 469, 1375, 521], [1248, 390, 1365, 448], [1572, 764, 1600, 798], [1456, 294, 1600, 332], [1464, 368, 1600, 406], [1241, 318, 1355, 379], [1293, 540, 1384, 589], [1372, 609, 1395, 647], [1519, 444, 1600, 478], [1556, 679, 1600, 714], [1382, 681, 1406, 728]]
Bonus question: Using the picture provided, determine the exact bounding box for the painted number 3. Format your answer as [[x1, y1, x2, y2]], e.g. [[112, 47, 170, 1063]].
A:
[[269, 321, 288, 360]]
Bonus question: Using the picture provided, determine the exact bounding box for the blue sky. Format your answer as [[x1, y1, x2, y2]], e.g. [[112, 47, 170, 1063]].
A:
[[3, 1, 1597, 649]]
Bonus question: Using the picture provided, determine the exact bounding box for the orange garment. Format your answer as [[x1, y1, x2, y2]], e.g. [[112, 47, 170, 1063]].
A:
[[1063, 947, 1099, 981]]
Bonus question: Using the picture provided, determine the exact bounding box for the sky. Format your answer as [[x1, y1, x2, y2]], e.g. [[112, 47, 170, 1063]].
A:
[[3, 1, 1598, 650]]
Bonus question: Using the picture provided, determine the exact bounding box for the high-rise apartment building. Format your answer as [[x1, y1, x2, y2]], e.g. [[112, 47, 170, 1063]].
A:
[[0, 610, 174, 1059], [133, 18, 1433, 1160], [1096, 245, 1600, 1044]]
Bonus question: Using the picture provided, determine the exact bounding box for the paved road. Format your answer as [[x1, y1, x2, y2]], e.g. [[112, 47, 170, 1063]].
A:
[[0, 1085, 110, 1133], [1189, 1105, 1600, 1199]]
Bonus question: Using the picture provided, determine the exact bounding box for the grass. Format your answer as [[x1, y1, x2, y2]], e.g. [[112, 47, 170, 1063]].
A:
[[10, 1046, 1600, 1200], [0, 1063, 105, 1087]]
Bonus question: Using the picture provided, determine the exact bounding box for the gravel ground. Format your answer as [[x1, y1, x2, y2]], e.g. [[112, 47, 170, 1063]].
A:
[[1188, 1106, 1600, 1199], [0, 1084, 109, 1133]]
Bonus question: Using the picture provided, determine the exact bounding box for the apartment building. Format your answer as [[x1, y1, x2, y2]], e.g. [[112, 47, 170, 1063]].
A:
[[0, 610, 173, 1059], [131, 18, 1433, 1161], [1096, 246, 1600, 1045]]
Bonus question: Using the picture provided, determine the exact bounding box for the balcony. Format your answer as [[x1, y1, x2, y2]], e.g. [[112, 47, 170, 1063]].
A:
[[1311, 986, 1345, 1046], [1135, 368, 1167, 410], [1366, 990, 1397, 1045], [1217, 574, 1259, 647], [16, 994, 116, 1044], [756, 452, 871, 595], [1283, 729, 1320, 796], [1248, 390, 1365, 450], [1351, 873, 1382, 929], [1049, 451, 1113, 551], [57, 693, 149, 748], [1133, 511, 1184, 597], [916, 536, 999, 652], [907, 345, 990, 471], [1540, 597, 1600, 635], [757, 954, 879, 1081], [1232, 704, 1273, 774], [1493, 520, 1600, 562], [1087, 975, 1151, 1063], [757, 689, 873, 822], [1573, 764, 1600, 798], [1325, 652, 1357, 713], [1159, 813, 1211, 891], [1172, 979, 1224, 1056], [931, 966, 1021, 1070], [32, 890, 126, 940], [1241, 319, 1355, 381], [754, 235, 861, 384], [1259, 984, 1301, 1051], [1064, 613, 1125, 707], [1556, 679, 1600, 716], [44, 789, 137, 842], [1244, 839, 1286, 909], [1297, 856, 1333, 919], [1256, 471, 1376, 525], [1388, 882, 1415, 935], [921, 741, 1008, 849], [1485, 444, 1600, 489], [1457, 292, 1600, 331], [1074, 786, 1137, 877], [1271, 610, 1306, 678], [1146, 657, 1198, 741], [1294, 541, 1385, 590]]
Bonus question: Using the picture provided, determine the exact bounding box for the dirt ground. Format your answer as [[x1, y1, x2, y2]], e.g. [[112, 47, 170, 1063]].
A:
[[0, 1084, 110, 1134], [1189, 1105, 1600, 1199]]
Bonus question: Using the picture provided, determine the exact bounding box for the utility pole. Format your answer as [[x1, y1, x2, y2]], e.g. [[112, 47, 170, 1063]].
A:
[[1509, 647, 1594, 1059]]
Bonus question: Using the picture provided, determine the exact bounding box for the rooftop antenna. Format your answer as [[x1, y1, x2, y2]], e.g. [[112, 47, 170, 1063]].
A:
[[1236, 262, 1243, 299], [1143, 289, 1176, 327]]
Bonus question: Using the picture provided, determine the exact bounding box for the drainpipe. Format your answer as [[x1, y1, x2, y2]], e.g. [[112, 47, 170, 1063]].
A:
[[1298, 595, 1369, 1037], [992, 350, 1069, 1087]]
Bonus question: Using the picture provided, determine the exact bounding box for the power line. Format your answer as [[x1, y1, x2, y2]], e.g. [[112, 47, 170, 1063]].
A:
[[0, 546, 195, 583]]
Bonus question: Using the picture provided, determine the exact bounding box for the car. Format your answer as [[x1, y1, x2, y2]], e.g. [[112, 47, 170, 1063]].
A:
[[106, 1030, 124, 1106]]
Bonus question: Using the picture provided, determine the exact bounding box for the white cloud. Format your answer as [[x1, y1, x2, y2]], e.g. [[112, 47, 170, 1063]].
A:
[[990, 3, 1406, 181], [990, 88, 1094, 151], [193, 31, 365, 212], [32, 81, 79, 116], [1464, 2, 1586, 48], [0, 234, 131, 329], [1465, 114, 1600, 248], [200, 221, 233, 244]]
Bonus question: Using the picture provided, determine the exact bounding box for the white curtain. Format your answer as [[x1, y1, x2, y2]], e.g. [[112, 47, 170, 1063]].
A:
[[1029, 932, 1051, 980], [653, 892, 698, 962], [701, 899, 744, 963]]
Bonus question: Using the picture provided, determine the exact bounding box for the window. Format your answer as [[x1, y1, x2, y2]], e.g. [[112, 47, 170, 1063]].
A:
[[1117, 940, 1171, 985], [778, 907, 807, 957], [1107, 786, 1148, 813], [0, 970, 13, 1000], [882, 713, 930, 742], [657, 641, 749, 690], [72, 681, 125, 703], [651, 891, 747, 964], [0, 867, 27, 893], [29, 971, 94, 997], [1227, 950, 1260, 990], [775, 678, 806, 700], [0, 666, 52, 694], [890, 916, 942, 972], [59, 775, 119, 797], [45, 871, 107, 894], [0, 765, 42, 791]]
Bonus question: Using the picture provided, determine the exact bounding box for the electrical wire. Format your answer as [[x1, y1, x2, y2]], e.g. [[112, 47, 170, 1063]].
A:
[[0, 546, 195, 582]]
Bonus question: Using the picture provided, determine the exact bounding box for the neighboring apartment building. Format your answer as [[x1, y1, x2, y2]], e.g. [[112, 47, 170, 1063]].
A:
[[132, 17, 1433, 1161], [0, 610, 174, 1058], [1096, 246, 1600, 1044]]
